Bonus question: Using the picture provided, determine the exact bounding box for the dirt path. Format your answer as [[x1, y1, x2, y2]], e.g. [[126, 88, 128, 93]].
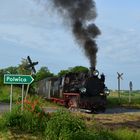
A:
[[94, 112, 140, 130], [97, 108, 140, 130], [74, 107, 140, 130]]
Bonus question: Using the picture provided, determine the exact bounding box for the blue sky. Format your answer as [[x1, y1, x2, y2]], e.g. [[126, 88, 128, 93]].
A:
[[0, 0, 140, 89]]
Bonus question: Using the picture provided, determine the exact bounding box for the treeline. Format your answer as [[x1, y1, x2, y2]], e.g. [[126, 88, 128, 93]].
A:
[[0, 59, 88, 86]]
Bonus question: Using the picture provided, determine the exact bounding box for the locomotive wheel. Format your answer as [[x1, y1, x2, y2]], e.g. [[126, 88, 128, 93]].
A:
[[91, 106, 106, 113]]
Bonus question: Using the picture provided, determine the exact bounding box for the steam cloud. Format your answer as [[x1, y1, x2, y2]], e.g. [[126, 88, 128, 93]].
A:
[[52, 0, 101, 67]]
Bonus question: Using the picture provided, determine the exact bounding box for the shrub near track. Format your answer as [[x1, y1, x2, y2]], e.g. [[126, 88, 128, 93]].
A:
[[0, 97, 49, 133], [45, 110, 87, 140]]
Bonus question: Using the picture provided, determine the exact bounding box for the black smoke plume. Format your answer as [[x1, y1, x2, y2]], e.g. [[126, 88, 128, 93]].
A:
[[52, 0, 100, 67]]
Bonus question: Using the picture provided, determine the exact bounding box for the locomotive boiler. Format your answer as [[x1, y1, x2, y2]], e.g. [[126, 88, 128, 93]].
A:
[[36, 68, 109, 113]]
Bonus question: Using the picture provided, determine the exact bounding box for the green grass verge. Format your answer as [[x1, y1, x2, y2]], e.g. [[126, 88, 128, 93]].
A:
[[107, 91, 140, 108], [0, 85, 20, 103]]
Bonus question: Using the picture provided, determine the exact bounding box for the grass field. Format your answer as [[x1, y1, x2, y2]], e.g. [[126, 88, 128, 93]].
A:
[[0, 85, 20, 103], [107, 90, 140, 108]]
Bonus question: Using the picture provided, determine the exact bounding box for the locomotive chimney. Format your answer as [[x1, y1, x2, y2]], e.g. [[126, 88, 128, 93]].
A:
[[89, 67, 95, 77]]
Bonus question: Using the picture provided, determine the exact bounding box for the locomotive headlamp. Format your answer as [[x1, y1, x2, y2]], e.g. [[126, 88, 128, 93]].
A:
[[80, 87, 86, 93], [93, 70, 99, 76], [104, 88, 110, 95]]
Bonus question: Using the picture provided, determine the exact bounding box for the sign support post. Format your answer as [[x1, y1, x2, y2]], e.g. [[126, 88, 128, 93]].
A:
[[25, 71, 33, 99], [10, 84, 13, 112], [21, 84, 24, 111], [25, 84, 29, 99], [129, 90, 131, 104], [129, 81, 133, 103]]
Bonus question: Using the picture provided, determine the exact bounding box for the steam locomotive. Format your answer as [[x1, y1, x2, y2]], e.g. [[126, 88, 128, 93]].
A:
[[36, 67, 109, 113]]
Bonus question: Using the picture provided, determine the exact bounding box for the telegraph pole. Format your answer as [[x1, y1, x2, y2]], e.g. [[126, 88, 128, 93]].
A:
[[117, 72, 123, 104]]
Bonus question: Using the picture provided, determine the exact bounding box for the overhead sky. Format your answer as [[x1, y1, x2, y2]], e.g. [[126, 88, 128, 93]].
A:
[[0, 0, 140, 89]]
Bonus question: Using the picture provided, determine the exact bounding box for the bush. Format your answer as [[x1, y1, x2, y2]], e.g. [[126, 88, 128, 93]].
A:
[[2, 99, 49, 133], [71, 131, 98, 140], [45, 110, 86, 140], [0, 115, 7, 131], [45, 111, 116, 140]]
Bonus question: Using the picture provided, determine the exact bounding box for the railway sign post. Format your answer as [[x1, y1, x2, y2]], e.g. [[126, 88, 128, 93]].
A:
[[4, 74, 34, 112], [25, 56, 38, 98], [26, 56, 38, 74], [129, 81, 133, 103], [117, 72, 123, 104]]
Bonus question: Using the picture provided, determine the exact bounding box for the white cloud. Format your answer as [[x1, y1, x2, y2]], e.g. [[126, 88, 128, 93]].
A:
[[97, 26, 140, 64]]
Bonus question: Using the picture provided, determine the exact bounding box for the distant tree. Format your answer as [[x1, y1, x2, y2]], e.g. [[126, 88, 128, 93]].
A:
[[5, 66, 18, 74], [35, 66, 54, 81], [69, 66, 88, 73], [0, 67, 18, 86], [18, 58, 31, 75], [57, 66, 88, 77], [0, 69, 4, 86], [57, 70, 70, 77]]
